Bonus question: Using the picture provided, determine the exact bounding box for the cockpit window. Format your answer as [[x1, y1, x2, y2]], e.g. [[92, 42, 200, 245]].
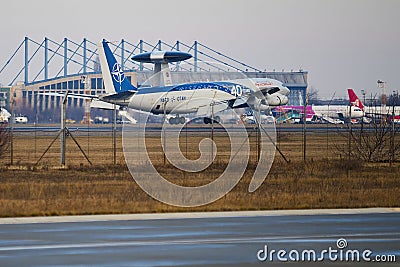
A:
[[267, 87, 280, 95]]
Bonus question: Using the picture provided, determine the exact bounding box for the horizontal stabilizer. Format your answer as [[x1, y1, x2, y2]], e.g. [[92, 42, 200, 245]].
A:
[[100, 91, 136, 106], [119, 110, 137, 124], [91, 100, 120, 110]]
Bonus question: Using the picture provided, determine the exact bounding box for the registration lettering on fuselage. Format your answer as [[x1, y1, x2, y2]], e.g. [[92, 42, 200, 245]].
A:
[[160, 95, 187, 103]]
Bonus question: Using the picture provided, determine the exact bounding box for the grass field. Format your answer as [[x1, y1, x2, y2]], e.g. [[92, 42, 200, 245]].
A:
[[0, 127, 399, 217]]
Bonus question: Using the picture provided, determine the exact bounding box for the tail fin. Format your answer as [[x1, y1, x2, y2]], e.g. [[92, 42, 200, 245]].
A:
[[348, 88, 364, 111], [98, 40, 137, 94]]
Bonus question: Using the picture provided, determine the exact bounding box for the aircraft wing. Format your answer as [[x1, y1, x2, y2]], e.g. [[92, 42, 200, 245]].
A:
[[38, 92, 98, 100], [232, 78, 282, 96], [196, 100, 230, 117], [232, 96, 250, 109], [39, 91, 136, 106], [230, 79, 288, 108]]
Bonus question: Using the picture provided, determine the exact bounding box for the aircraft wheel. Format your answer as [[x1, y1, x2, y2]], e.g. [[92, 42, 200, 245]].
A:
[[169, 117, 176, 124], [204, 117, 211, 124], [179, 117, 185, 124]]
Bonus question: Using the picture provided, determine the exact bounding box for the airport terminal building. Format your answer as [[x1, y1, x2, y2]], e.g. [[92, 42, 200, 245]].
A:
[[2, 38, 308, 119]]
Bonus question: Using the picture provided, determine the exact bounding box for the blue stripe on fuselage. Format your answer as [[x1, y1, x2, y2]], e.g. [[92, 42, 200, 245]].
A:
[[136, 82, 236, 95]]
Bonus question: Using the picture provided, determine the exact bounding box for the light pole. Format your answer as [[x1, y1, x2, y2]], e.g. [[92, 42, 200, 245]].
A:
[[361, 89, 366, 107], [360, 89, 365, 136], [113, 103, 117, 165], [9, 98, 15, 165], [390, 91, 396, 164], [377, 80, 386, 123], [326, 92, 336, 154], [60, 92, 68, 166], [81, 75, 90, 159], [303, 90, 308, 162]]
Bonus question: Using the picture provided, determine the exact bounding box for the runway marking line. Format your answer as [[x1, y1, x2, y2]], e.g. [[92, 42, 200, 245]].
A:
[[0, 208, 398, 225]]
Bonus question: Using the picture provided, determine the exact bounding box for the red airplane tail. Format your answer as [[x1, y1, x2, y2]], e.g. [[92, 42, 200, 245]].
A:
[[348, 88, 364, 111]]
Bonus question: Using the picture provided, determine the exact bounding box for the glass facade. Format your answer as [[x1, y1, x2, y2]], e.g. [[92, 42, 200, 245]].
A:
[[30, 76, 109, 110], [97, 78, 102, 89], [91, 78, 96, 89], [287, 86, 307, 106]]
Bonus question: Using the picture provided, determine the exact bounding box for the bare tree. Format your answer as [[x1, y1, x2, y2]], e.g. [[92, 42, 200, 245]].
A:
[[336, 120, 400, 162], [307, 86, 319, 105]]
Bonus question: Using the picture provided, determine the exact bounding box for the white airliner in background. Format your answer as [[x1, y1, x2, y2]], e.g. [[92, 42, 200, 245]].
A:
[[95, 40, 290, 124], [273, 89, 365, 124], [312, 89, 364, 121]]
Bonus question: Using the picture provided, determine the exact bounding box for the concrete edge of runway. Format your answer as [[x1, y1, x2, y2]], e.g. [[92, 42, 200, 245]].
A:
[[0, 207, 399, 225]]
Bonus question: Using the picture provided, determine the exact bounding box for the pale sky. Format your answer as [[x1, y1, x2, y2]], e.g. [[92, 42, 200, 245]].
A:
[[0, 0, 399, 98]]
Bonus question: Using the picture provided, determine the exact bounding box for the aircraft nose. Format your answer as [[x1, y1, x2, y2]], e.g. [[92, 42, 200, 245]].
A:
[[281, 86, 290, 96], [280, 94, 289, 105]]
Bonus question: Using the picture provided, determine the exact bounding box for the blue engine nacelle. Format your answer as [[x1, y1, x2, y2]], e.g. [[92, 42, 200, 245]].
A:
[[266, 94, 288, 106]]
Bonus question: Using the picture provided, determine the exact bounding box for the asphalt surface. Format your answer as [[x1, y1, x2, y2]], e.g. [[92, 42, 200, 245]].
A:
[[0, 209, 398, 266]]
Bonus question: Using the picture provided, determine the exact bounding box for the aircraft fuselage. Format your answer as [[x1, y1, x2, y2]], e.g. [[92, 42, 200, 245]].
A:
[[127, 78, 289, 115]]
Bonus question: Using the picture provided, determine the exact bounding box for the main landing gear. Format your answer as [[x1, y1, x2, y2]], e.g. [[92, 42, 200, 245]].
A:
[[168, 116, 221, 124], [168, 116, 186, 124]]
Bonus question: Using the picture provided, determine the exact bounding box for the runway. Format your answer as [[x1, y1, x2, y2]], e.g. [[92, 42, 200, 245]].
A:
[[0, 208, 399, 266]]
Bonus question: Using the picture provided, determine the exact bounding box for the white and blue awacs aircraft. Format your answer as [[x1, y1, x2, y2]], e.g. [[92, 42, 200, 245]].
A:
[[54, 40, 290, 124]]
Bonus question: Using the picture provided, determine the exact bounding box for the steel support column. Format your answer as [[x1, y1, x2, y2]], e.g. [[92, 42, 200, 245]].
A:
[[83, 38, 87, 74], [24, 37, 28, 84], [194, 41, 198, 72], [176, 41, 180, 71], [63, 38, 68, 77], [44, 37, 48, 80], [121, 39, 124, 70], [139, 40, 143, 71]]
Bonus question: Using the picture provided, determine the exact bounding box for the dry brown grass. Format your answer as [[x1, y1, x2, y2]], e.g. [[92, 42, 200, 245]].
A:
[[0, 129, 399, 217]]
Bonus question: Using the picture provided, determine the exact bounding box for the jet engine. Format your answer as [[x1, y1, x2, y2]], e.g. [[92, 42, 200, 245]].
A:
[[266, 93, 288, 106]]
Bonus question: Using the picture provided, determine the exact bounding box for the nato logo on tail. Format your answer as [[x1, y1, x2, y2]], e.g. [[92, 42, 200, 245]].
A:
[[111, 63, 125, 85], [99, 40, 137, 94]]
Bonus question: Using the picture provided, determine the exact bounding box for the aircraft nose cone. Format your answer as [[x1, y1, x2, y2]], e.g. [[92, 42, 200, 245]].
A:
[[279, 95, 289, 105], [282, 86, 290, 96], [356, 111, 364, 117]]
